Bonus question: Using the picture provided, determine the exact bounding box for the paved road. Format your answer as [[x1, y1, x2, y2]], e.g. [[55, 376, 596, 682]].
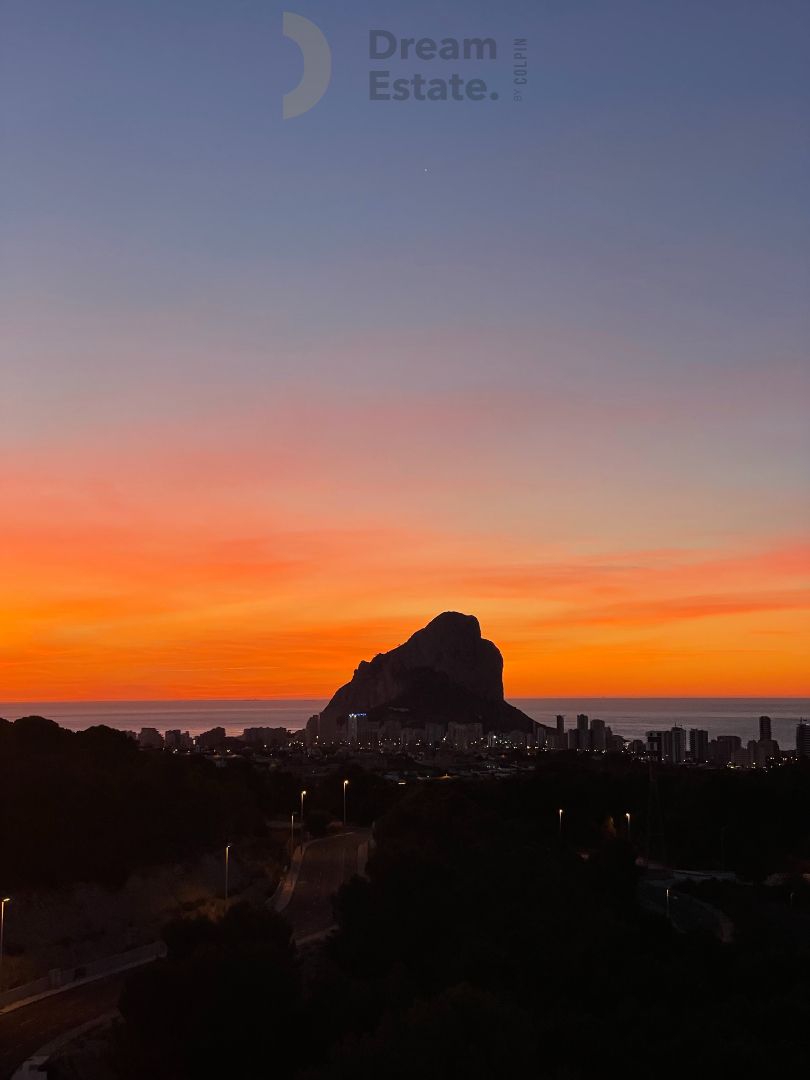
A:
[[0, 977, 124, 1079], [639, 879, 733, 941], [0, 830, 369, 1077], [283, 831, 369, 941]]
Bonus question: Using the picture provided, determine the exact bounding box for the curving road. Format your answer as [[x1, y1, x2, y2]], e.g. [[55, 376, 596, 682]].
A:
[[0, 977, 123, 1079], [639, 878, 734, 942], [0, 830, 370, 1077], [281, 830, 370, 941]]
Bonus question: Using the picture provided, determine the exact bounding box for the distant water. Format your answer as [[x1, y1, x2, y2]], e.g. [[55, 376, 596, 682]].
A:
[[518, 698, 810, 746], [0, 700, 326, 737], [1, 697, 807, 745]]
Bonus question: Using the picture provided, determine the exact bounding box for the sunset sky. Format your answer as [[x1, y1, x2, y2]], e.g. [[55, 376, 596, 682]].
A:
[[1, 0, 808, 699]]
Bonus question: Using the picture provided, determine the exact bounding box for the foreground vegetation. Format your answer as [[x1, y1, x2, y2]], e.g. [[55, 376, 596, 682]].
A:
[[5, 718, 810, 1078], [104, 774, 810, 1079], [0, 717, 277, 890]]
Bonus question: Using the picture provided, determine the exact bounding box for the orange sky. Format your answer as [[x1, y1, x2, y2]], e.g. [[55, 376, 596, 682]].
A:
[[1, 422, 807, 699]]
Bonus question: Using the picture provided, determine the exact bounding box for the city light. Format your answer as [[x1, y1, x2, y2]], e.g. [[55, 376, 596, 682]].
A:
[[343, 779, 349, 826]]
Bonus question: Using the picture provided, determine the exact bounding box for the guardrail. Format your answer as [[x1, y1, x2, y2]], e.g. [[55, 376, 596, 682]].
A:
[[0, 941, 165, 1015]]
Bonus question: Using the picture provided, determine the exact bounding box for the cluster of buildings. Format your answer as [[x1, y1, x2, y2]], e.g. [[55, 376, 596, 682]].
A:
[[134, 725, 295, 753], [303, 711, 630, 754], [131, 713, 810, 772], [637, 716, 810, 768], [536, 714, 626, 753], [308, 712, 545, 753], [304, 711, 810, 769]]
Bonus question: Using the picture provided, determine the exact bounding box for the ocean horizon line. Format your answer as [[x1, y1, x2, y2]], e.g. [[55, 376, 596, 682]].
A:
[[3, 694, 809, 705]]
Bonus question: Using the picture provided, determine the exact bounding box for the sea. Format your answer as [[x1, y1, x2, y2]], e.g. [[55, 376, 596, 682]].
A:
[[1, 698, 808, 746]]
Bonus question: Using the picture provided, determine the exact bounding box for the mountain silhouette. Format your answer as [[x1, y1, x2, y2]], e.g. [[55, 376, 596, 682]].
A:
[[317, 612, 535, 742]]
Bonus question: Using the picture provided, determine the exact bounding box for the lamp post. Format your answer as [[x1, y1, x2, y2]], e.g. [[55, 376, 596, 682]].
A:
[[665, 886, 671, 921], [300, 790, 307, 844], [558, 808, 564, 838], [0, 898, 10, 989], [224, 844, 231, 903], [625, 812, 631, 841], [290, 813, 295, 862], [343, 779, 349, 826]]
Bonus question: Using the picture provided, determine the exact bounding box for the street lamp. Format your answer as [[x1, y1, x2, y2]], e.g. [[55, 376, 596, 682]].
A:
[[625, 812, 631, 840], [300, 789, 307, 820], [343, 779, 349, 826], [0, 898, 10, 988], [558, 808, 564, 838], [224, 844, 231, 903], [665, 886, 671, 921], [290, 813, 295, 861]]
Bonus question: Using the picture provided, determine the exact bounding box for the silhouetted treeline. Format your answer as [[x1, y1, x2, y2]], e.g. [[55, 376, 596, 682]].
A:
[[0, 717, 404, 892], [119, 904, 300, 1078], [0, 716, 278, 889], [109, 774, 810, 1079], [526, 752, 810, 877], [310, 781, 810, 1078]]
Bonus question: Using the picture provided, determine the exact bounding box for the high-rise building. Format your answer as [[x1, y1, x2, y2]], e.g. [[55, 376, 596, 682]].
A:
[[752, 738, 779, 768], [425, 721, 446, 746], [447, 722, 483, 751], [532, 724, 552, 749], [556, 715, 565, 739], [796, 721, 810, 759], [357, 716, 379, 749], [196, 726, 226, 752], [242, 726, 288, 748], [575, 714, 590, 751], [647, 727, 686, 763], [380, 718, 403, 744], [759, 715, 772, 741], [670, 726, 686, 765], [138, 727, 164, 750], [711, 735, 742, 766], [165, 729, 194, 751], [590, 717, 606, 752], [689, 728, 710, 763], [646, 731, 665, 760], [346, 712, 365, 744]]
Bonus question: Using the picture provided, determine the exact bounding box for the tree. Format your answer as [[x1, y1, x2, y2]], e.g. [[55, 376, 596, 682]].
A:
[[120, 904, 299, 1079]]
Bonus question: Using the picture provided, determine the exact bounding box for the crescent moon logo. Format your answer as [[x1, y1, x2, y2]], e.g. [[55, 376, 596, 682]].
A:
[[283, 12, 332, 120]]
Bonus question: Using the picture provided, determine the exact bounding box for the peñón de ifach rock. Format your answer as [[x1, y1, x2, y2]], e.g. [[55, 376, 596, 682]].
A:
[[316, 611, 534, 743]]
